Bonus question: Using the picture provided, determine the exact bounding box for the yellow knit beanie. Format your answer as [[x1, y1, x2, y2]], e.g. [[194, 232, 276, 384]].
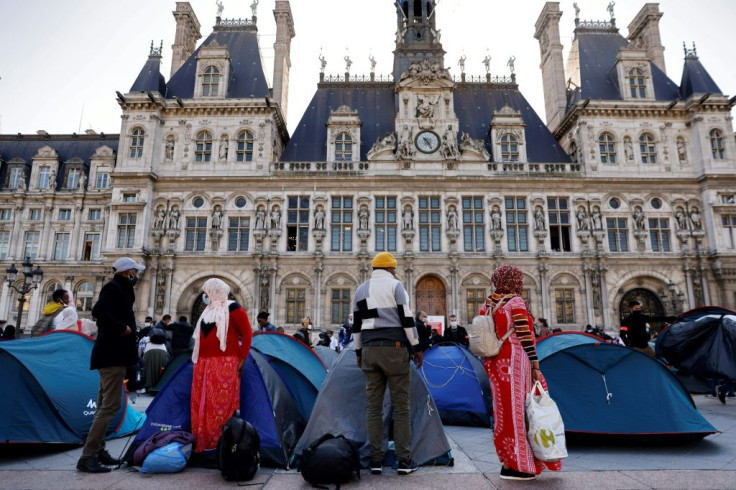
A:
[[372, 252, 397, 268]]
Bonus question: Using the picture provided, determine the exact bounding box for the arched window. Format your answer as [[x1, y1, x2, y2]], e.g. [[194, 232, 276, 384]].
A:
[[500, 133, 519, 162], [195, 131, 213, 162], [44, 281, 64, 305], [75, 282, 95, 312], [236, 130, 254, 162], [129, 127, 145, 158], [202, 66, 220, 97], [334, 133, 353, 161], [639, 133, 657, 164], [627, 68, 646, 98], [710, 129, 725, 159], [599, 132, 617, 164]]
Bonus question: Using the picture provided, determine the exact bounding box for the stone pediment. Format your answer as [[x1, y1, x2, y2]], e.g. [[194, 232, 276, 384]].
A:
[[92, 145, 115, 158], [398, 59, 454, 89], [34, 145, 58, 159], [65, 157, 85, 164]]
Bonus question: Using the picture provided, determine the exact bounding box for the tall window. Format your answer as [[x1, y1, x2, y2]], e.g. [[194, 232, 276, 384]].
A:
[[331, 288, 351, 325], [117, 213, 137, 248], [466, 288, 487, 323], [8, 167, 24, 189], [606, 217, 629, 252], [639, 133, 657, 164], [95, 172, 110, 189], [627, 68, 646, 98], [185, 217, 208, 251], [331, 196, 353, 252], [38, 167, 51, 189], [287, 196, 310, 252], [76, 282, 95, 312], [334, 133, 353, 161], [500, 134, 519, 161], [228, 217, 250, 251], [29, 209, 42, 221], [23, 231, 40, 260], [505, 196, 528, 252], [418, 196, 441, 252], [710, 129, 725, 159], [599, 132, 617, 164], [236, 130, 254, 162], [53, 232, 70, 260], [66, 168, 81, 189], [548, 197, 571, 252], [59, 208, 72, 221], [555, 289, 575, 324], [375, 196, 397, 252], [0, 209, 11, 220], [83, 232, 101, 260], [649, 218, 671, 252], [462, 196, 485, 252], [285, 288, 306, 324], [202, 66, 220, 97], [722, 215, 736, 249], [129, 128, 145, 158], [0, 231, 9, 259], [88, 209, 102, 221], [195, 131, 213, 162]]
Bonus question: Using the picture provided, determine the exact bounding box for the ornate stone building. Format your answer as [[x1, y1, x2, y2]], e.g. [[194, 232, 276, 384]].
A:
[[1, 1, 734, 335]]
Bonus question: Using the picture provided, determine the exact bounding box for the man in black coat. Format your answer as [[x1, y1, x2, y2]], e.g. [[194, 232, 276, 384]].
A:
[[415, 311, 431, 352], [77, 257, 145, 473], [620, 300, 675, 357], [443, 314, 470, 348], [166, 316, 195, 355]]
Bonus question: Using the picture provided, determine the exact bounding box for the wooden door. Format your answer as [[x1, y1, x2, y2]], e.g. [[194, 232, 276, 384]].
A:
[[415, 275, 446, 317]]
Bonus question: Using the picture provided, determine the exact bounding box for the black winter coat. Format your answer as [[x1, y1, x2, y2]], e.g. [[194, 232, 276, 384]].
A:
[[90, 274, 138, 369]]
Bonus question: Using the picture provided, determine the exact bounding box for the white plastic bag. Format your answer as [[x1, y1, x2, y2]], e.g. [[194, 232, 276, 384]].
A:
[[525, 381, 567, 462]]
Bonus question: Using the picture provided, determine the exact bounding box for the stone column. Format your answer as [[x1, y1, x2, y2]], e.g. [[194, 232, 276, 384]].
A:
[[147, 263, 158, 318], [313, 259, 323, 326], [582, 263, 595, 327], [0, 283, 10, 320], [538, 262, 549, 321], [164, 264, 174, 315], [69, 204, 83, 260], [599, 264, 611, 328], [9, 205, 24, 260], [37, 205, 53, 260]]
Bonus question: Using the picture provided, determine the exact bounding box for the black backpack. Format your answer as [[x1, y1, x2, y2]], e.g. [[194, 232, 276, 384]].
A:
[[299, 434, 361, 487], [30, 308, 64, 337], [217, 411, 260, 481]]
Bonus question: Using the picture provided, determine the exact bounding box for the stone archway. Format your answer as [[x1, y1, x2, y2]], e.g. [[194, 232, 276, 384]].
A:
[[619, 288, 666, 330], [416, 275, 446, 318]]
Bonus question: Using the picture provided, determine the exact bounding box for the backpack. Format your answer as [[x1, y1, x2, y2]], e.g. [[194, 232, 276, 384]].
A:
[[140, 441, 192, 473], [217, 411, 260, 482], [133, 430, 196, 467], [299, 434, 361, 487], [30, 308, 64, 337], [468, 299, 516, 358]]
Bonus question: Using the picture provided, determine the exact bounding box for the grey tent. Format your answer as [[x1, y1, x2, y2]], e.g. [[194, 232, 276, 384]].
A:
[[313, 345, 339, 369], [293, 346, 452, 468]]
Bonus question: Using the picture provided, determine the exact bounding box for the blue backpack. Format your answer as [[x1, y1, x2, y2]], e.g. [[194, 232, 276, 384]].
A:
[[140, 441, 192, 473]]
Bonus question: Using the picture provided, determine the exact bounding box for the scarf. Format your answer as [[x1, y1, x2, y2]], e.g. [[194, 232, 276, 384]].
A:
[[192, 278, 234, 363]]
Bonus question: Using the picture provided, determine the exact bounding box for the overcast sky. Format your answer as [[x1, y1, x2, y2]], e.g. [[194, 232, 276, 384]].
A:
[[0, 0, 733, 136]]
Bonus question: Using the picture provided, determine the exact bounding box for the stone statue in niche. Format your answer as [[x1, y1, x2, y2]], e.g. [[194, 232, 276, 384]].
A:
[[447, 207, 458, 231], [591, 207, 603, 230], [676, 209, 689, 230], [153, 207, 166, 230], [212, 207, 223, 229], [255, 208, 265, 230], [168, 206, 181, 230], [403, 207, 414, 230], [359, 208, 369, 230], [633, 208, 645, 231], [491, 208, 502, 230], [165, 137, 175, 160], [624, 137, 634, 161], [314, 207, 325, 230], [270, 208, 281, 229], [690, 208, 702, 230], [576, 208, 589, 230], [534, 208, 546, 231], [218, 136, 229, 160]]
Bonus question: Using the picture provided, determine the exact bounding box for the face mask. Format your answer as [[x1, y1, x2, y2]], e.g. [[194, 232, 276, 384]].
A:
[[144, 322, 152, 328], [202, 295, 210, 306], [347, 320, 353, 326], [128, 274, 138, 286], [450, 321, 458, 327]]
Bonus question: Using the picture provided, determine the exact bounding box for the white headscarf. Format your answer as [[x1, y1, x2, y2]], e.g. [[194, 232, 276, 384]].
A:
[[192, 278, 234, 363]]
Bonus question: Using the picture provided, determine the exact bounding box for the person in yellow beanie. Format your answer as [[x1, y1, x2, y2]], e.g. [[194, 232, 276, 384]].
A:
[[353, 252, 422, 475]]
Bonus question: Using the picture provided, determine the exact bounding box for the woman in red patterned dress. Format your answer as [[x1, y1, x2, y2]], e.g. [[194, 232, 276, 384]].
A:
[[479, 265, 562, 480], [190, 278, 252, 452]]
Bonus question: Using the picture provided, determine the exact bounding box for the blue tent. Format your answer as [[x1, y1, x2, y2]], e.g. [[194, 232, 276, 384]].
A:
[[0, 331, 144, 444], [541, 343, 717, 440], [537, 331, 603, 361], [418, 344, 492, 427], [313, 345, 339, 370]]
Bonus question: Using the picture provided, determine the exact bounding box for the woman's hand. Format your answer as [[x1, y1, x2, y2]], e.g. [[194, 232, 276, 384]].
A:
[[237, 358, 246, 376], [532, 368, 542, 383]]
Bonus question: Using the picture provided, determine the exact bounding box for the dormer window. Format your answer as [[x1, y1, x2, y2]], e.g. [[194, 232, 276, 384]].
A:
[[95, 172, 110, 189], [627, 68, 646, 98], [335, 133, 353, 161], [202, 66, 220, 97], [599, 132, 617, 164], [236, 130, 254, 162], [129, 127, 145, 158], [8, 166, 25, 189], [195, 131, 213, 162], [66, 167, 81, 189], [710, 129, 725, 159], [38, 167, 51, 189], [639, 133, 657, 164], [500, 134, 519, 162]]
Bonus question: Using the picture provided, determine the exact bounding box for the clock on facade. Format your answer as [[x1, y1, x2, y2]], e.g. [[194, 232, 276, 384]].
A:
[[415, 130, 440, 154]]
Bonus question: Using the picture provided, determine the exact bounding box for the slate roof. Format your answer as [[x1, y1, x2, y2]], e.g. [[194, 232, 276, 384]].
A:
[[680, 56, 722, 98], [164, 27, 270, 100], [129, 54, 167, 94], [281, 81, 571, 164], [0, 135, 118, 190]]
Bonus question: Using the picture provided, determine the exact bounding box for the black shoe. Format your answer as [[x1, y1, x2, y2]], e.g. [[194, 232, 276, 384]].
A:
[[76, 456, 112, 473], [97, 449, 122, 466], [500, 466, 535, 480], [717, 385, 727, 404], [397, 460, 418, 475], [369, 461, 382, 475]]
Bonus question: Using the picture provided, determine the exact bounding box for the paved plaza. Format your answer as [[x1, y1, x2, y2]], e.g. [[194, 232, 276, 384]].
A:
[[0, 394, 734, 489]]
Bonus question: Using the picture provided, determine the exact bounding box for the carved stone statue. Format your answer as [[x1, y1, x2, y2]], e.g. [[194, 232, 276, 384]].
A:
[[607, 0, 616, 18], [319, 54, 327, 73], [576, 208, 589, 230], [369, 55, 376, 71], [507, 56, 516, 75], [260, 273, 270, 311], [403, 208, 414, 230], [491, 208, 502, 230], [397, 125, 414, 159], [79, 173, 87, 190], [168, 207, 180, 230], [359, 208, 369, 230], [416, 95, 438, 119], [442, 126, 459, 159], [624, 137, 634, 161], [458, 55, 466, 74], [212, 207, 223, 229], [216, 0, 224, 17], [314, 207, 325, 230], [344, 55, 352, 73], [591, 208, 603, 230], [218, 136, 229, 160], [482, 54, 491, 74], [676, 209, 688, 230], [447, 208, 458, 231], [270, 208, 281, 229], [573, 2, 580, 17], [250, 0, 258, 18], [153, 207, 166, 230], [534, 208, 546, 231], [633, 209, 645, 231], [255, 208, 265, 230], [677, 138, 687, 162], [690, 208, 702, 230], [165, 137, 175, 160], [49, 168, 57, 188]]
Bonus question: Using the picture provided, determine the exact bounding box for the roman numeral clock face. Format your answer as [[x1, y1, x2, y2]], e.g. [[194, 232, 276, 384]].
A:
[[415, 130, 440, 154]]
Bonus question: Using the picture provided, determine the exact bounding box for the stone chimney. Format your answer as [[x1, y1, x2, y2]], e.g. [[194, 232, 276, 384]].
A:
[[170, 2, 202, 78], [272, 1, 295, 122], [627, 3, 666, 75], [534, 2, 567, 131]]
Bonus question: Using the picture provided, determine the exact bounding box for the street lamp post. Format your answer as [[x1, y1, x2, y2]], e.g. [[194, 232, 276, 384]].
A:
[[5, 258, 44, 335], [660, 280, 684, 315]]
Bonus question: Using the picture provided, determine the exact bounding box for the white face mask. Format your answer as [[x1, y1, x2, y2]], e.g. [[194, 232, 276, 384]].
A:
[[450, 321, 458, 327], [347, 320, 353, 326], [144, 322, 152, 327], [202, 295, 210, 306]]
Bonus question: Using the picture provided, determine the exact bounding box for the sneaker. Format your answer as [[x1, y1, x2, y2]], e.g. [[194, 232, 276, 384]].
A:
[[97, 449, 122, 466], [717, 385, 727, 404], [397, 460, 418, 475], [369, 461, 382, 475], [500, 466, 536, 481], [76, 456, 112, 473]]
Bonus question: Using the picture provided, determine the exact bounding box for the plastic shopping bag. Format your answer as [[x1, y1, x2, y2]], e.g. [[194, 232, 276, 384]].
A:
[[525, 381, 568, 462]]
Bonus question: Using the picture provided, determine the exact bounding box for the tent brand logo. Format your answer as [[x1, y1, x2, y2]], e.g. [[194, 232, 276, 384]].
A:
[[84, 399, 97, 416], [533, 429, 556, 449]]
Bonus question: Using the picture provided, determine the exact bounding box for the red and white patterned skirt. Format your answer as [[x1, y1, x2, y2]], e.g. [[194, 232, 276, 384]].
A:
[[191, 355, 240, 452]]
